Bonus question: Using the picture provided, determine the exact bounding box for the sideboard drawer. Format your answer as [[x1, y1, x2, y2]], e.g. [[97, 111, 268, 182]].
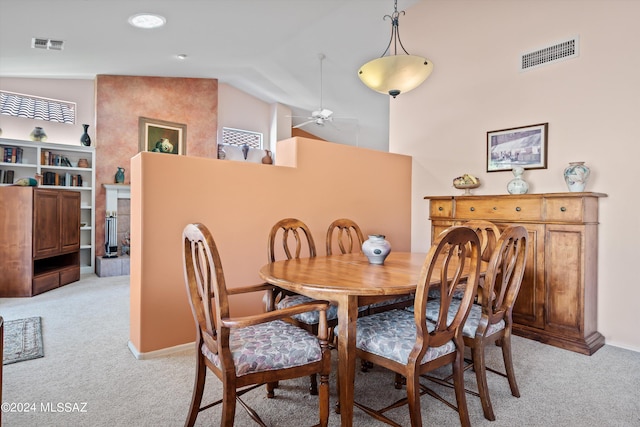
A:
[[455, 197, 542, 221], [429, 199, 453, 218], [545, 198, 584, 222]]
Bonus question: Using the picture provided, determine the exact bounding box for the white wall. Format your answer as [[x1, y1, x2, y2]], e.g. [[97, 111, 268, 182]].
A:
[[217, 83, 273, 150], [391, 0, 640, 351]]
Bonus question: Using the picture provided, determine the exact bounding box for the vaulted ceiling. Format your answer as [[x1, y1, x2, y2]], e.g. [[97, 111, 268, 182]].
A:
[[0, 0, 423, 151]]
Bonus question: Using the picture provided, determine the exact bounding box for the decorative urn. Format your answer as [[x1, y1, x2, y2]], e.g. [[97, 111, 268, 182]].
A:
[[362, 235, 391, 265]]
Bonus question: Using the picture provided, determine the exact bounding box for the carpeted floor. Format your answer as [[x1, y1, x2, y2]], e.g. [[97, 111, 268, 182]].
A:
[[2, 316, 44, 365], [1, 274, 640, 426]]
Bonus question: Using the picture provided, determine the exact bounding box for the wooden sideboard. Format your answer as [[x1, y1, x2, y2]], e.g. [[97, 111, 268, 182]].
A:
[[425, 192, 607, 355]]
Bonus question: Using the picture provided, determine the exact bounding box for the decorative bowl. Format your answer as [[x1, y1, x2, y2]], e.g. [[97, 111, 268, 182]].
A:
[[453, 182, 480, 195]]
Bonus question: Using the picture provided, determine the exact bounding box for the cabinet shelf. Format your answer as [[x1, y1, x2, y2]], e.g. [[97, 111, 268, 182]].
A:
[[0, 162, 37, 168], [0, 138, 95, 274], [40, 185, 92, 191]]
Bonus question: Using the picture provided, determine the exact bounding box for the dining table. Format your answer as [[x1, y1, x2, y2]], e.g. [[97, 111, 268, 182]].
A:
[[259, 251, 439, 427]]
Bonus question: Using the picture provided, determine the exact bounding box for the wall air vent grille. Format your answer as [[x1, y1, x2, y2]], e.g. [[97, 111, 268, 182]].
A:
[[47, 39, 64, 51], [520, 36, 579, 71], [221, 127, 263, 149], [31, 38, 49, 49], [31, 38, 65, 51]]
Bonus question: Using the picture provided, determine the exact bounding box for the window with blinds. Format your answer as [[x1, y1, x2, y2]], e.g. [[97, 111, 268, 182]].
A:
[[0, 90, 76, 124]]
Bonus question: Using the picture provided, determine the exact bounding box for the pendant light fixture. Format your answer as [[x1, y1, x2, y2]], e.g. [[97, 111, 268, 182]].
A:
[[358, 0, 433, 98]]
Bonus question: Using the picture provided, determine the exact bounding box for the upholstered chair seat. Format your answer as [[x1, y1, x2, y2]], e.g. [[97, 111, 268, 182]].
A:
[[201, 319, 324, 376], [349, 310, 457, 365]]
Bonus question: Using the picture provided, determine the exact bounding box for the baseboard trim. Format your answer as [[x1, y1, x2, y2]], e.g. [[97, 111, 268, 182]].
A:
[[127, 340, 194, 360]]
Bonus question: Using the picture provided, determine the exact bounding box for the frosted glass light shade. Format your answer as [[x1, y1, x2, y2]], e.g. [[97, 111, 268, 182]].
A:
[[358, 55, 433, 97]]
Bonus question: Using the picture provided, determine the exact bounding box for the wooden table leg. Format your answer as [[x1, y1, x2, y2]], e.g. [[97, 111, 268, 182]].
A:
[[336, 295, 358, 427]]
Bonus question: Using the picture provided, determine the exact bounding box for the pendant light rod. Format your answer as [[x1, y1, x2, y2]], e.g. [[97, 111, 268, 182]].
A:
[[380, 0, 409, 57], [318, 53, 325, 110]]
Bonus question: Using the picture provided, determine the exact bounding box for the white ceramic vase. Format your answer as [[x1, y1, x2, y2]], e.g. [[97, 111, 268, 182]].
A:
[[564, 162, 590, 192], [362, 234, 391, 265], [507, 166, 529, 194]]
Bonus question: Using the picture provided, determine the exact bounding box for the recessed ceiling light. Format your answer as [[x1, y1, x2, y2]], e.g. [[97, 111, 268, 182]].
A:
[[128, 13, 166, 29], [177, 54, 187, 60]]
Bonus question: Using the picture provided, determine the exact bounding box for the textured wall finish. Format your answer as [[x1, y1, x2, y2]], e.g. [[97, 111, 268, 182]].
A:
[[95, 75, 218, 256]]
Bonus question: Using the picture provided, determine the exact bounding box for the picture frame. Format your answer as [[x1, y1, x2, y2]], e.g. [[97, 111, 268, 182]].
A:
[[486, 123, 548, 172], [138, 117, 187, 155]]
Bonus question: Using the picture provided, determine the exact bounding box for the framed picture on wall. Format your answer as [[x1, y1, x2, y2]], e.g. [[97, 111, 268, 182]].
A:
[[138, 117, 187, 155], [486, 123, 548, 172]]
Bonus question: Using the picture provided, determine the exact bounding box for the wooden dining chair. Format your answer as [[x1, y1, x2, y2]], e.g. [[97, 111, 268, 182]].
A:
[[424, 225, 528, 421], [326, 218, 366, 256], [428, 220, 501, 301], [266, 217, 339, 395], [182, 223, 331, 427], [346, 226, 481, 427]]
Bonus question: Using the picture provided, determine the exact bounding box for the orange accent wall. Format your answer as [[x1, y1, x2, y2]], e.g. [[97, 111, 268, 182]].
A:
[[130, 137, 412, 353], [95, 75, 218, 256]]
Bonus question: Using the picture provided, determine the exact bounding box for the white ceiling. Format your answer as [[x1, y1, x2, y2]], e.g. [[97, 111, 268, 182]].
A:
[[0, 0, 423, 151]]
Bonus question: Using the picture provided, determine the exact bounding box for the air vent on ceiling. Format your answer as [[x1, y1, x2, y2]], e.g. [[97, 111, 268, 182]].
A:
[[520, 36, 579, 71], [31, 37, 65, 51]]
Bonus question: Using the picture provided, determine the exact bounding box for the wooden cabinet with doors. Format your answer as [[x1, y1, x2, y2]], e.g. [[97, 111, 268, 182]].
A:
[[0, 187, 81, 297], [425, 192, 606, 355]]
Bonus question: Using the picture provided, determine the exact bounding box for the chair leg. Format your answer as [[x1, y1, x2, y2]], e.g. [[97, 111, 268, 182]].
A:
[[334, 362, 341, 414], [310, 373, 319, 395], [453, 352, 472, 427], [361, 360, 373, 372], [221, 378, 237, 426], [318, 373, 330, 427], [501, 331, 520, 398], [405, 372, 423, 427], [472, 344, 496, 421], [394, 373, 405, 389], [266, 382, 277, 398], [185, 353, 206, 427]]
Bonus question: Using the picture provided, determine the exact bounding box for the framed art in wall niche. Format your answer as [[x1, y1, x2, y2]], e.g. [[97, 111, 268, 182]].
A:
[[487, 122, 548, 172], [139, 117, 187, 155]]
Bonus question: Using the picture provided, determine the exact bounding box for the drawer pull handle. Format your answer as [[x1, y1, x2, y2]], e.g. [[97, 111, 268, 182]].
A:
[[470, 207, 475, 212], [438, 207, 443, 211], [560, 207, 566, 212], [515, 207, 521, 212]]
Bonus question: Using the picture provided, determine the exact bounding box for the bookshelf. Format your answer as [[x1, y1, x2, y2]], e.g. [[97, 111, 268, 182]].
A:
[[0, 138, 96, 274]]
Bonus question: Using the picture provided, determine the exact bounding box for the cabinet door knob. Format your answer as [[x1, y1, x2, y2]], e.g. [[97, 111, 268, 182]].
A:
[[560, 207, 566, 212], [493, 207, 497, 210], [470, 207, 475, 211], [438, 206, 443, 211], [515, 207, 521, 212]]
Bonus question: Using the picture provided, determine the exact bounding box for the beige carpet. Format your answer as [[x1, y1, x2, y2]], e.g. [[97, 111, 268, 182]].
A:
[[1, 274, 639, 426]]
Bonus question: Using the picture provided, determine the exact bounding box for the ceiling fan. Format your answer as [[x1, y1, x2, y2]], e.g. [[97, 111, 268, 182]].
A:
[[292, 53, 355, 130]]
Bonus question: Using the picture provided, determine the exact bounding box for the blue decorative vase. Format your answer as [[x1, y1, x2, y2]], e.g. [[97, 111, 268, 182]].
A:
[[362, 234, 391, 265], [115, 167, 125, 184], [564, 162, 590, 192], [80, 124, 91, 146]]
